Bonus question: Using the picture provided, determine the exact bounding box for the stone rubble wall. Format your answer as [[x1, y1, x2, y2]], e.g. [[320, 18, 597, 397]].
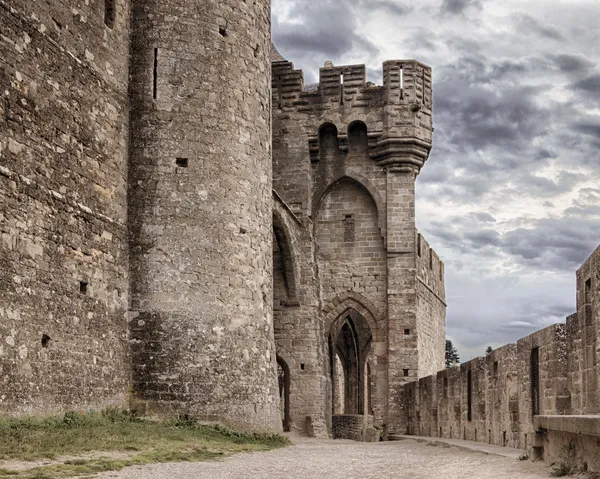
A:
[[127, 0, 281, 432], [0, 0, 131, 415]]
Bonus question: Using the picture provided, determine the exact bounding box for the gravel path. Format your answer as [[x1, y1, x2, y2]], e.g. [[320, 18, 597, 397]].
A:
[[98, 436, 553, 479]]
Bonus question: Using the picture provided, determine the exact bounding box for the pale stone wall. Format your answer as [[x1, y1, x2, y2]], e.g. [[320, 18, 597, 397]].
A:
[[0, 0, 131, 415], [416, 232, 446, 378]]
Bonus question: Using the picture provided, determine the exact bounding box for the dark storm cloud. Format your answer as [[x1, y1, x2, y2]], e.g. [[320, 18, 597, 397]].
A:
[[440, 0, 482, 15], [552, 54, 594, 75], [572, 122, 600, 138], [514, 14, 564, 41], [570, 74, 600, 106], [273, 7, 378, 59], [428, 214, 600, 273], [502, 217, 600, 271], [272, 0, 381, 71], [358, 0, 413, 16]]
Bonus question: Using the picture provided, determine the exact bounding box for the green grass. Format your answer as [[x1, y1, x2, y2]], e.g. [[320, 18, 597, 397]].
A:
[[0, 409, 288, 478]]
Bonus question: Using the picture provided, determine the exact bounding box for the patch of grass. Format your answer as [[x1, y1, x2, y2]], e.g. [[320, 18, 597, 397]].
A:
[[0, 409, 288, 478]]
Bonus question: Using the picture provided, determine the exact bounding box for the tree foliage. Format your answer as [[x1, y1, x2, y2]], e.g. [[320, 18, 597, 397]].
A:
[[445, 339, 460, 368]]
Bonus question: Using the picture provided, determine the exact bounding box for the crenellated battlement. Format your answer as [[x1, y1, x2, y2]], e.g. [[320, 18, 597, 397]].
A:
[[272, 57, 434, 174]]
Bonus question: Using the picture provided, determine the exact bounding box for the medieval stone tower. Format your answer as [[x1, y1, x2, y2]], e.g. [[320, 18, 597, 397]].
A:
[[271, 50, 446, 437], [127, 0, 280, 430], [0, 0, 445, 437]]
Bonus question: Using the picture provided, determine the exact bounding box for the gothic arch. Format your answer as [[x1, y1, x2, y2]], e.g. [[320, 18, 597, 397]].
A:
[[321, 292, 384, 343], [273, 206, 300, 305], [312, 173, 386, 239]]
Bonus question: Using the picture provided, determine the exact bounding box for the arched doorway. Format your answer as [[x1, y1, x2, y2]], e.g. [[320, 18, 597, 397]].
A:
[[277, 356, 290, 432], [329, 309, 373, 415]]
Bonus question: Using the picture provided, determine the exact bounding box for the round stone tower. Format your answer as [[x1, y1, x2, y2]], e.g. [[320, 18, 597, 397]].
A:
[[128, 0, 280, 431]]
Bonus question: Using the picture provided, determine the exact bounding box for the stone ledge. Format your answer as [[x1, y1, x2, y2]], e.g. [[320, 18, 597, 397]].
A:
[[534, 415, 600, 436]]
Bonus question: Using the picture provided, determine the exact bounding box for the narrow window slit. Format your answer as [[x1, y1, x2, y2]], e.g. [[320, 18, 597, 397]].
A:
[[153, 48, 158, 100], [79, 281, 88, 295], [467, 369, 473, 422]]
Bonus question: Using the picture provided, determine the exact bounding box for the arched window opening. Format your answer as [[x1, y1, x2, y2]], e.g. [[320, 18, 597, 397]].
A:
[[104, 0, 115, 28], [319, 123, 339, 163], [348, 121, 368, 153]]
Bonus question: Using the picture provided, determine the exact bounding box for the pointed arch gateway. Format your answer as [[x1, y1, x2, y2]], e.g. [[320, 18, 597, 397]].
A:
[[323, 294, 385, 428], [329, 308, 373, 416]]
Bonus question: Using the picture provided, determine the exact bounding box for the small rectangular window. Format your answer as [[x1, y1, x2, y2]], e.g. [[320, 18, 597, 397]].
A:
[[417, 234, 421, 257], [493, 361, 499, 378], [403, 369, 410, 377], [175, 158, 188, 168], [104, 0, 115, 28], [79, 281, 88, 295], [443, 377, 448, 398], [429, 249, 433, 269], [343, 214, 355, 242], [404, 329, 410, 335]]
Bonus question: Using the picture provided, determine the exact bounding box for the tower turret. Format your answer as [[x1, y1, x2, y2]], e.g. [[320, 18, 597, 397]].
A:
[[128, 0, 280, 431]]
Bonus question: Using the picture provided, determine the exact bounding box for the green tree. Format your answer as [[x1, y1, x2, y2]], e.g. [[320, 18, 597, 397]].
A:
[[445, 340, 460, 368], [486, 346, 493, 355]]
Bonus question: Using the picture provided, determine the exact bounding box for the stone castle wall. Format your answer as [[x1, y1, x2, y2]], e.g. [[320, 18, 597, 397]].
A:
[[0, 0, 131, 415], [401, 244, 600, 470], [127, 0, 281, 431], [416, 232, 446, 377], [0, 0, 447, 436], [0, 0, 281, 432]]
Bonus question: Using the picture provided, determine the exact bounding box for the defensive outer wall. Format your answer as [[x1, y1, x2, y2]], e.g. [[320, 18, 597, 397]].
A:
[[0, 0, 280, 431], [400, 245, 600, 471]]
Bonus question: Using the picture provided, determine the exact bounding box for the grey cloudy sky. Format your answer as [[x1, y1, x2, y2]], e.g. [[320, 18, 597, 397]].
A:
[[272, 0, 600, 361]]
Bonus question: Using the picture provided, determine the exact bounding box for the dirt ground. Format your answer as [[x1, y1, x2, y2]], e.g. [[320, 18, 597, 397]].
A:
[[97, 436, 556, 479]]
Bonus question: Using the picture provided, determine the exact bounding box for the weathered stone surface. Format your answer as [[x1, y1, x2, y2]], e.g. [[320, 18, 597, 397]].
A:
[[400, 245, 600, 471], [127, 0, 280, 431], [271, 56, 446, 438], [1, 0, 448, 439], [0, 0, 131, 415]]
